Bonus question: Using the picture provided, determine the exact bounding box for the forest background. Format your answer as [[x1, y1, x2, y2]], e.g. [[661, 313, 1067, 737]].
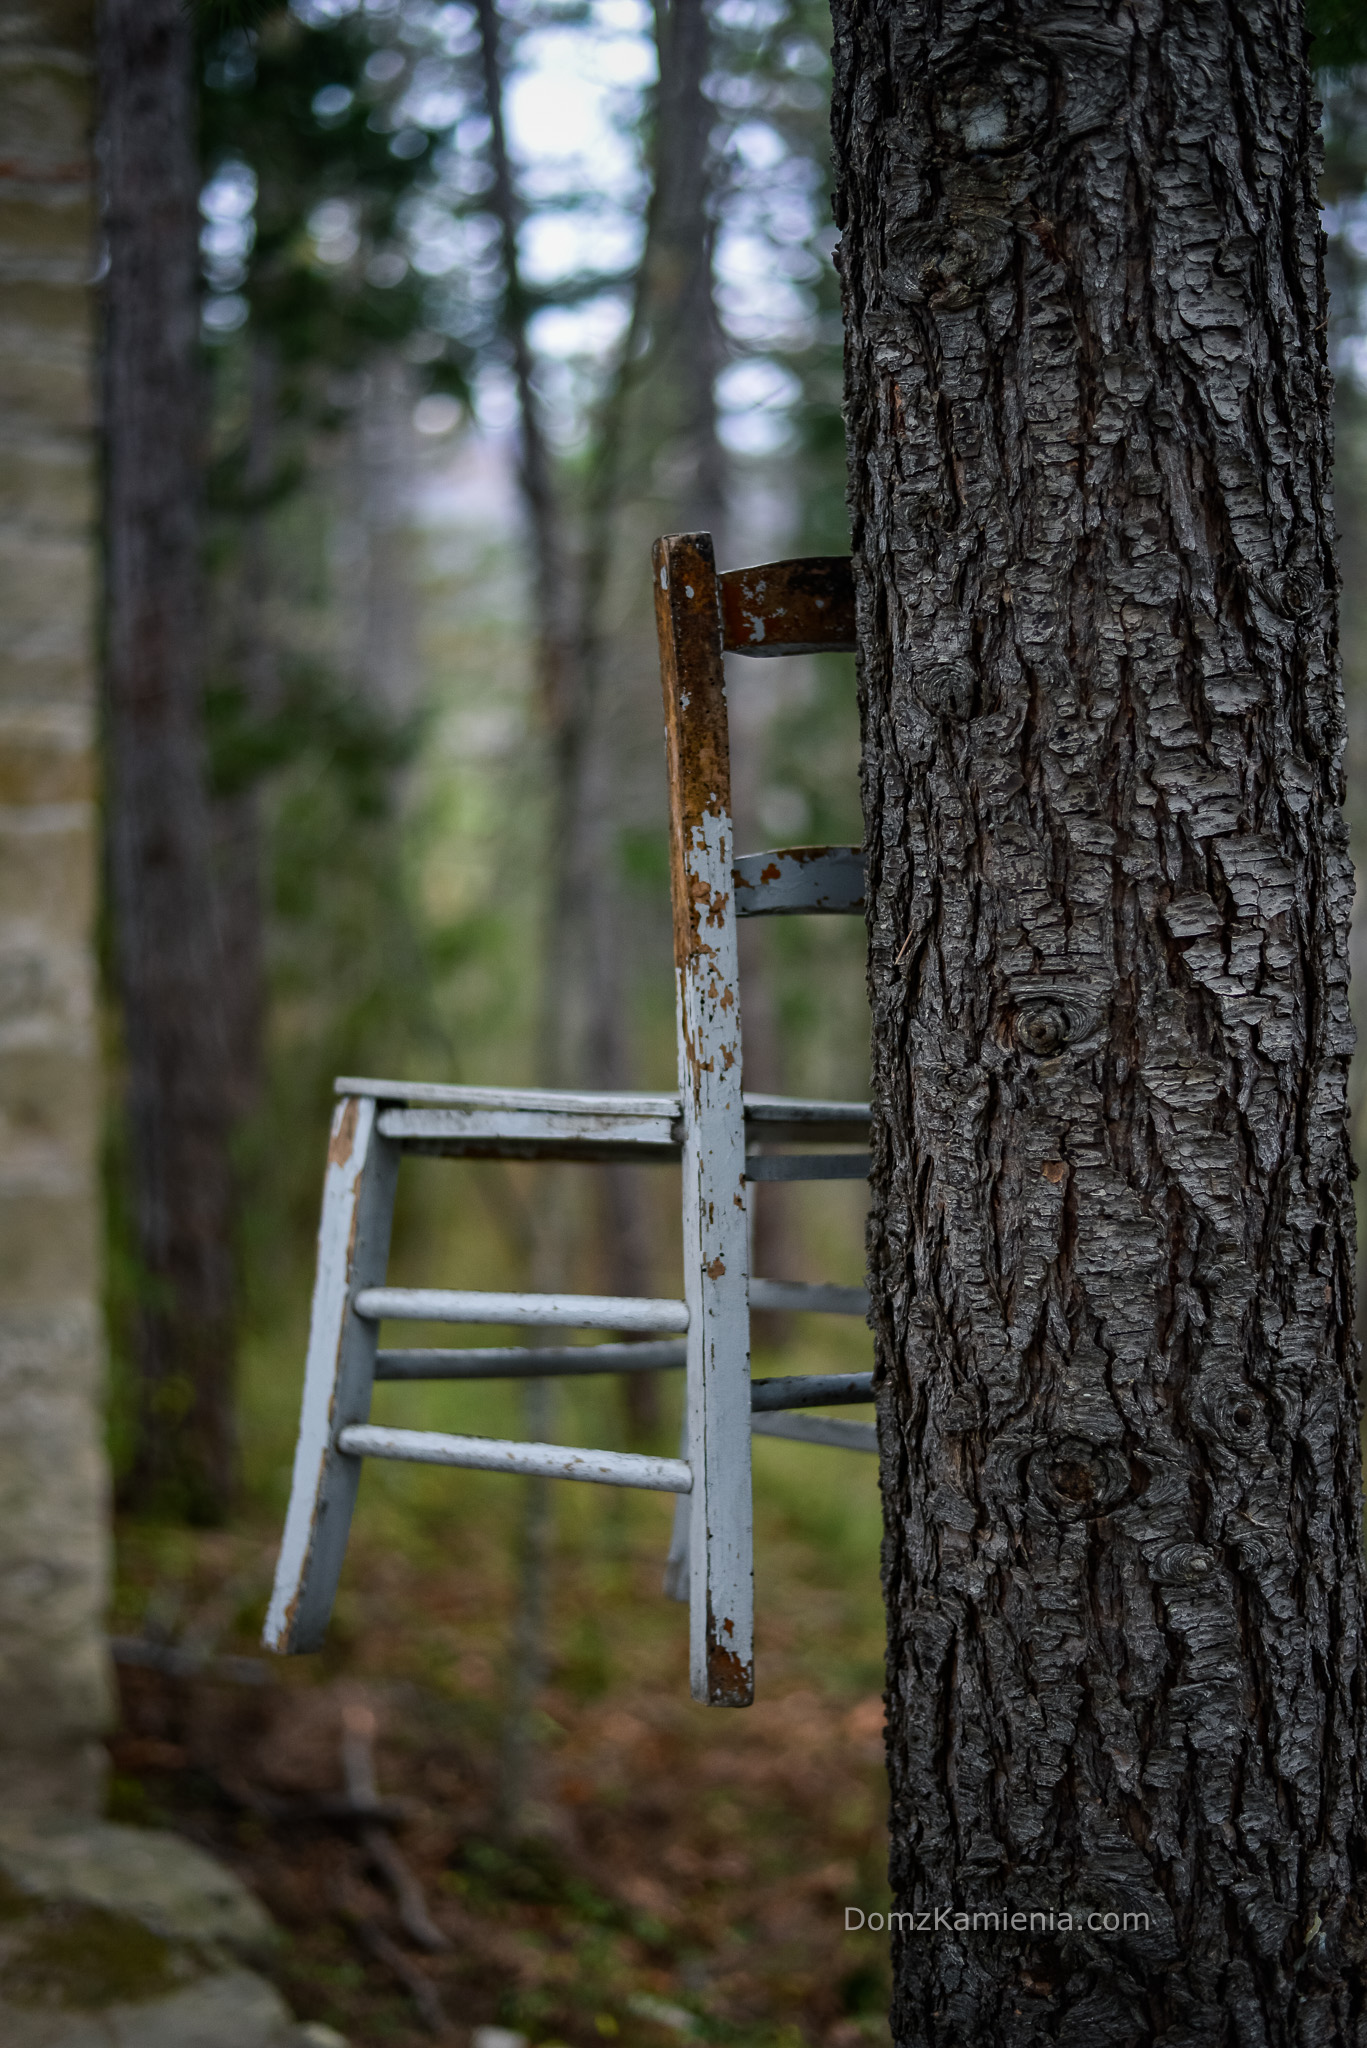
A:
[[100, 5, 1367, 2043]]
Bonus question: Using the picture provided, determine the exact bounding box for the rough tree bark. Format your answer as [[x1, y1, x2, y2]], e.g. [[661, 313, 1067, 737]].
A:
[[832, 0, 1367, 2040], [102, 0, 238, 1519], [0, 0, 113, 1821]]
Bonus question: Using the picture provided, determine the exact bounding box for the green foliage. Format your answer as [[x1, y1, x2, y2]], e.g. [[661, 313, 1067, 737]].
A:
[[199, 5, 475, 428], [0, 1905, 198, 2010], [205, 660, 418, 804], [1308, 0, 1367, 71]]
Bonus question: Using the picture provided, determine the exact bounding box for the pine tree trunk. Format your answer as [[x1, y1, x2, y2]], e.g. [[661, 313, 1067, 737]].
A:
[[0, 0, 114, 1820], [831, 0, 1367, 2038], [101, 0, 238, 1519]]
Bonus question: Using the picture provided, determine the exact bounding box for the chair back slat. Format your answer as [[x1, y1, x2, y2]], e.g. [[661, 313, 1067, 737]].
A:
[[733, 844, 864, 917], [719, 556, 855, 655]]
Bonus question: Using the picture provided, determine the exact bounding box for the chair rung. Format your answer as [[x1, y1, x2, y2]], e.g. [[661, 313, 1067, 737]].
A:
[[749, 1279, 868, 1316], [336, 1425, 693, 1492], [375, 1341, 686, 1380], [751, 1372, 873, 1410], [752, 1413, 878, 1454], [746, 1153, 869, 1182], [353, 1289, 689, 1332]]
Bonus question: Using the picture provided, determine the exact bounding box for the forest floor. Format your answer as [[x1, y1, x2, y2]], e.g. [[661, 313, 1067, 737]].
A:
[[107, 1357, 893, 2048]]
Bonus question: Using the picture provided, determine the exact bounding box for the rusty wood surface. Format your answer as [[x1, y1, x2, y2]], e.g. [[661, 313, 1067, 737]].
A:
[[654, 530, 754, 1707], [655, 530, 734, 975], [733, 844, 865, 916], [719, 556, 856, 655], [263, 1097, 399, 1654]]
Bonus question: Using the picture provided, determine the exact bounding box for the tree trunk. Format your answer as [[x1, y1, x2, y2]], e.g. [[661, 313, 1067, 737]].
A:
[[215, 337, 280, 1128], [102, 0, 238, 1520], [575, 0, 730, 1424], [0, 0, 114, 1820], [473, 0, 577, 741], [832, 0, 1367, 2039]]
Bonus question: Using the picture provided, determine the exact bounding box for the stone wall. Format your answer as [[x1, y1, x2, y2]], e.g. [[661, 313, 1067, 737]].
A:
[[0, 0, 112, 1817]]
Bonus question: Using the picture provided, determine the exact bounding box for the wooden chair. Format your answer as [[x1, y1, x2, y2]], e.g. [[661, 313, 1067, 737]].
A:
[[263, 535, 871, 1707]]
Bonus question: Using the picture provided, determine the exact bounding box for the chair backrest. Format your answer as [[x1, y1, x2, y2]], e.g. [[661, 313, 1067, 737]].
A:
[[652, 532, 859, 1706]]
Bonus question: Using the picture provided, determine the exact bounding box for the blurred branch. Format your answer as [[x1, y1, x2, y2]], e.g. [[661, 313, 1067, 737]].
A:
[[341, 1702, 451, 1953]]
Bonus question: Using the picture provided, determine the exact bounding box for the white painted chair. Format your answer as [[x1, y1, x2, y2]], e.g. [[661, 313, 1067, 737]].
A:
[[263, 535, 872, 1706]]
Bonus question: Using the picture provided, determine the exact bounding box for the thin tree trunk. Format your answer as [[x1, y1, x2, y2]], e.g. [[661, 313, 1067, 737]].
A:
[[473, 0, 576, 748], [215, 337, 279, 1127], [101, 0, 238, 1520], [474, 0, 569, 1830], [0, 0, 114, 1820], [833, 0, 1367, 2040], [575, 0, 731, 1426]]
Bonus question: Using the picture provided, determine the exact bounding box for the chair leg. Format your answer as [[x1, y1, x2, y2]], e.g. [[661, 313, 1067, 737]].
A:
[[263, 1096, 400, 1652], [680, 1082, 754, 1707]]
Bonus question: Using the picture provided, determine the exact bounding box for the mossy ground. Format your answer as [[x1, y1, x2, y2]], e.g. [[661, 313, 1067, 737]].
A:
[[110, 1298, 893, 2047], [0, 1893, 204, 2010]]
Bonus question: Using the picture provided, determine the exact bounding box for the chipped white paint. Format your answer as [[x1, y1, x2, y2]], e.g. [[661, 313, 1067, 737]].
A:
[[750, 1372, 874, 1410], [677, 799, 754, 1706], [336, 1426, 693, 1492], [337, 1078, 680, 1114], [263, 1096, 398, 1652], [353, 1289, 688, 1332]]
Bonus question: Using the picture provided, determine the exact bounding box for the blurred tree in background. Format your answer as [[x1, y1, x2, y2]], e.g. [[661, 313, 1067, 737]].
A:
[[102, 0, 239, 1521]]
